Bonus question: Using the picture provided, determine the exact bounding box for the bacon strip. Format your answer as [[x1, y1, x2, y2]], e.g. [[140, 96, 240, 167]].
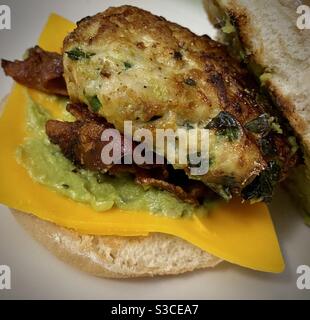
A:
[[1, 46, 68, 96], [135, 174, 199, 206]]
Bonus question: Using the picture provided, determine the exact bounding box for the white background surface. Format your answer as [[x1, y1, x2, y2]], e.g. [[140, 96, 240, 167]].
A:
[[0, 0, 310, 300]]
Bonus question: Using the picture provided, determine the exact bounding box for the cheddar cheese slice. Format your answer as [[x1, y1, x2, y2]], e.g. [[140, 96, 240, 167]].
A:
[[0, 14, 285, 273]]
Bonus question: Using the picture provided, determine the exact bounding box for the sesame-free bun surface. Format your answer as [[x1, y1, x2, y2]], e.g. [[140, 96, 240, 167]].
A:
[[12, 210, 221, 278]]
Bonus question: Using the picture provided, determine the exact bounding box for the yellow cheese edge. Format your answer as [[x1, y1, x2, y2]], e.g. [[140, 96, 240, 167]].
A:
[[0, 13, 285, 273]]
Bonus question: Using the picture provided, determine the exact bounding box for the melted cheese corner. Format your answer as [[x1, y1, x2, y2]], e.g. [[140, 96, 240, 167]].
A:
[[0, 14, 284, 273]]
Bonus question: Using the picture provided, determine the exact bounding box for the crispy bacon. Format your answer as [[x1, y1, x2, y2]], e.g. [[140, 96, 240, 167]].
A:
[[47, 104, 122, 172], [135, 173, 200, 206], [107, 164, 214, 205], [1, 46, 67, 96], [66, 103, 108, 124], [46, 119, 114, 172]]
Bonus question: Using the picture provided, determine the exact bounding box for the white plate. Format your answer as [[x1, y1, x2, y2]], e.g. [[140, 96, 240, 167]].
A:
[[0, 0, 310, 300]]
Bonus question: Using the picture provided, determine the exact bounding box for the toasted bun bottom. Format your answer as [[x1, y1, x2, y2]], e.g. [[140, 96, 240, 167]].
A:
[[11, 209, 221, 278]]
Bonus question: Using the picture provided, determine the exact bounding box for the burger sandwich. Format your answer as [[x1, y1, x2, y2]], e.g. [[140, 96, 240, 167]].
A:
[[0, 4, 308, 277]]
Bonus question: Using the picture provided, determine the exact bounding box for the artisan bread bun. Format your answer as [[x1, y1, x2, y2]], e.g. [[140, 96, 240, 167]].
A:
[[205, 0, 310, 150], [12, 209, 221, 278]]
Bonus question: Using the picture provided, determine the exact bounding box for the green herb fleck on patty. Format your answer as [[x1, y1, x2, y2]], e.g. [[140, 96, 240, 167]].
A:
[[206, 111, 240, 142], [66, 48, 95, 61], [88, 95, 102, 112], [184, 78, 196, 86], [124, 61, 133, 70], [245, 114, 271, 135]]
